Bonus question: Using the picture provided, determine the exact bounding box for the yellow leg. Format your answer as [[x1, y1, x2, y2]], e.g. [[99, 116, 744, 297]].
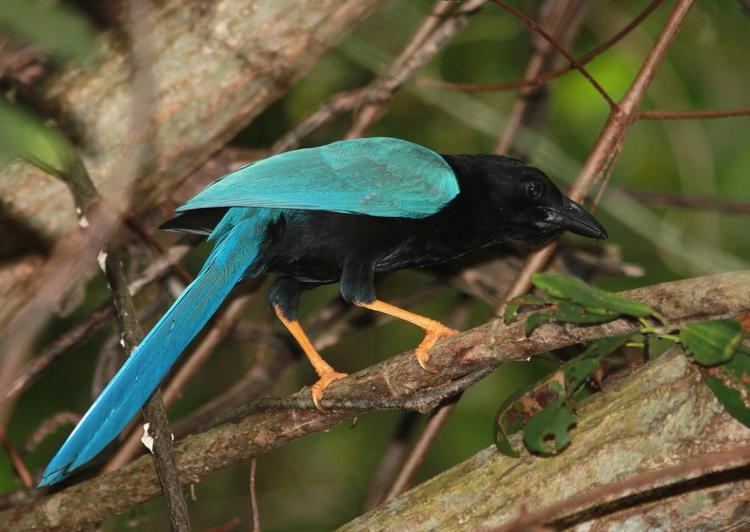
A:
[[354, 299, 458, 371], [273, 305, 347, 410]]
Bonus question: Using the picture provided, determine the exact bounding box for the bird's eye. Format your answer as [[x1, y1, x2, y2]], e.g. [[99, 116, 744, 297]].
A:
[[525, 182, 544, 200]]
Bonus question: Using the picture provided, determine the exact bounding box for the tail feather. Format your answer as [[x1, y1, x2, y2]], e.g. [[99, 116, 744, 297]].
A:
[[40, 212, 272, 486]]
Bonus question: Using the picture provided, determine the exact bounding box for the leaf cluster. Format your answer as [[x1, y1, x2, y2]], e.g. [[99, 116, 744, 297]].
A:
[[496, 274, 750, 457]]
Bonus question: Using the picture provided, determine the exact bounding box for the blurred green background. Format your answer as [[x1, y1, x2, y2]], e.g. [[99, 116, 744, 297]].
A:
[[2, 1, 749, 529]]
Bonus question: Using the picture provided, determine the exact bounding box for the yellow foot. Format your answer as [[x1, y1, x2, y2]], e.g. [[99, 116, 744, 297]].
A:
[[415, 325, 458, 372], [311, 371, 348, 412]]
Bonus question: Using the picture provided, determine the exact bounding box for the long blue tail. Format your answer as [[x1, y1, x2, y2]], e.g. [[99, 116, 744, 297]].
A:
[[40, 211, 272, 486]]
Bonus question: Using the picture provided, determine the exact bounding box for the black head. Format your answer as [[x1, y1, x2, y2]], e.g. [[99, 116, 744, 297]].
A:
[[444, 154, 607, 243]]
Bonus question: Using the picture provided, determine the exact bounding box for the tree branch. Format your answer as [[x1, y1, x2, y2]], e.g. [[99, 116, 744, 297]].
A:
[[340, 347, 750, 530], [498, 0, 696, 309], [104, 246, 191, 531], [497, 444, 750, 532], [2, 271, 748, 530]]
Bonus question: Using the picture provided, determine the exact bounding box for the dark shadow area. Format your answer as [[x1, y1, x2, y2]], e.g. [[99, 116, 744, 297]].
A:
[[555, 464, 750, 529], [0, 202, 51, 264]]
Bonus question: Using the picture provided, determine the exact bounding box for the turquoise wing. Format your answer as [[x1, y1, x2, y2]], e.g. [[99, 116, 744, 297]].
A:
[[178, 137, 459, 219]]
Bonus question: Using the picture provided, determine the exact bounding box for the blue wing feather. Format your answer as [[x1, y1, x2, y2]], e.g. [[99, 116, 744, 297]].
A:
[[39, 209, 279, 486], [177, 138, 459, 218]]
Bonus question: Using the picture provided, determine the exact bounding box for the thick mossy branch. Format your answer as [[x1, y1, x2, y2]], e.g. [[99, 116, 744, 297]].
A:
[[0, 272, 748, 530], [341, 348, 750, 530]]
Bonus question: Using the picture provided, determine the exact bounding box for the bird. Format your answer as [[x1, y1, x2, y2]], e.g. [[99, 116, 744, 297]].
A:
[[39, 136, 607, 486]]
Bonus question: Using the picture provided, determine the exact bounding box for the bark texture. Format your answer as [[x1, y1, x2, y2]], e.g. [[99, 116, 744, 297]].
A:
[[341, 348, 750, 531], [0, 0, 387, 325]]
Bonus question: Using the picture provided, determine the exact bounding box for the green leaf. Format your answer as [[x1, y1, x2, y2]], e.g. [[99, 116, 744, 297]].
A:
[[525, 310, 554, 336], [704, 377, 750, 427], [532, 273, 654, 318], [495, 384, 537, 434], [493, 337, 629, 458], [494, 424, 521, 458], [494, 383, 543, 457], [703, 347, 750, 427], [522, 400, 577, 455], [648, 335, 676, 359], [503, 294, 547, 324], [564, 335, 631, 389], [555, 301, 620, 324], [494, 364, 559, 457], [0, 0, 96, 62], [721, 346, 750, 383], [0, 99, 74, 176], [681, 319, 742, 366]]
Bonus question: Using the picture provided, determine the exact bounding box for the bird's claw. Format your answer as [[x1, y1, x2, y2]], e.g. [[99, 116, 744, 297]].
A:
[[310, 371, 348, 412], [415, 325, 459, 372]]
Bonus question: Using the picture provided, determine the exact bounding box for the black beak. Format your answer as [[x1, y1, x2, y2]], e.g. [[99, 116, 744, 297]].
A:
[[546, 198, 608, 240]]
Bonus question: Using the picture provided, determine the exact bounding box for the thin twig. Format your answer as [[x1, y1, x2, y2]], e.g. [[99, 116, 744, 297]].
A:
[[23, 412, 81, 455], [142, 393, 191, 532], [495, 0, 587, 155], [622, 188, 750, 216], [0, 429, 33, 489], [638, 106, 750, 120], [383, 398, 459, 502], [125, 217, 193, 285], [361, 412, 420, 511], [346, 0, 485, 138], [249, 458, 261, 532], [273, 0, 488, 152], [393, 0, 458, 65], [587, 0, 694, 206], [489, 0, 617, 109], [105, 232, 191, 532], [495, 445, 750, 531], [92, 2, 191, 528], [0, 305, 113, 405], [420, 0, 665, 93], [271, 89, 365, 154]]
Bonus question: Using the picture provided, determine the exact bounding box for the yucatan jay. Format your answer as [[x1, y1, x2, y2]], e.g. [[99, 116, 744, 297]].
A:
[[40, 137, 606, 486]]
